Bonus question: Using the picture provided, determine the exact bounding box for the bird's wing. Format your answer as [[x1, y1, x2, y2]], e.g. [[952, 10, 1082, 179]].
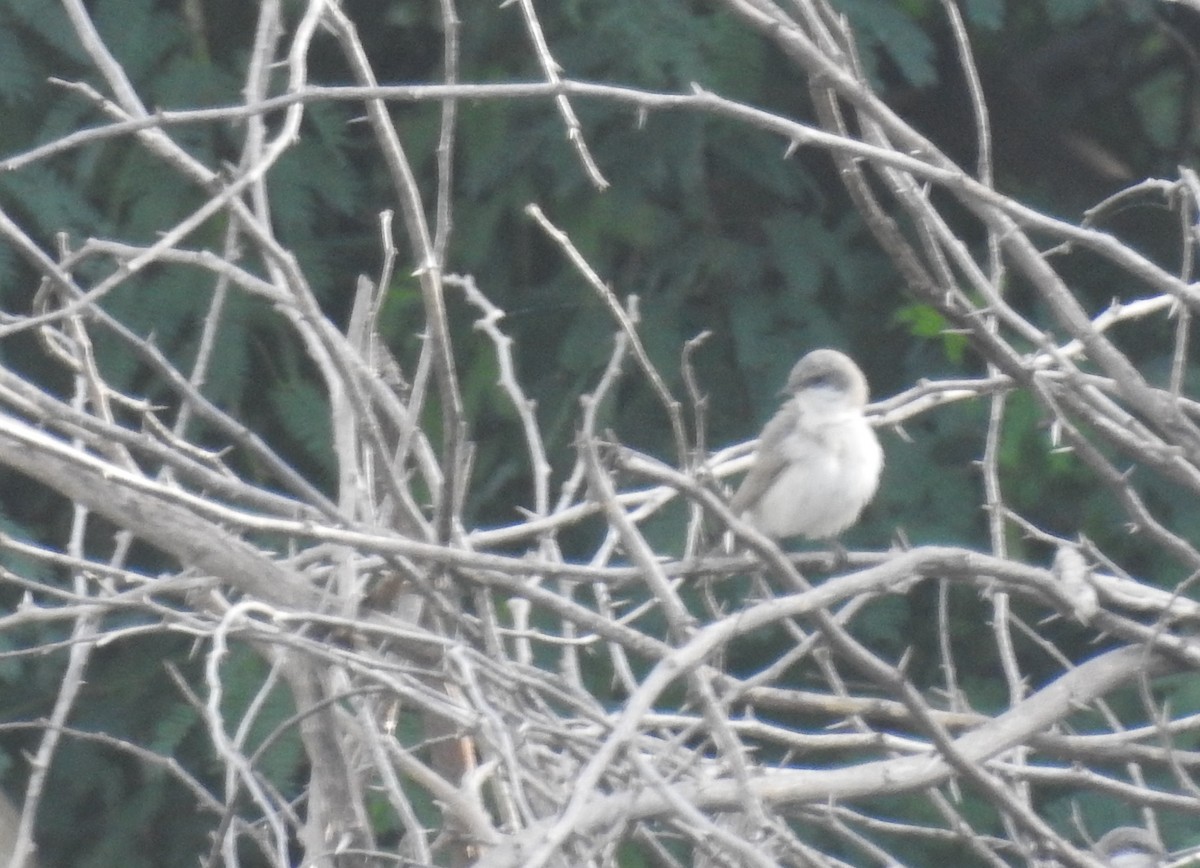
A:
[[727, 402, 798, 516]]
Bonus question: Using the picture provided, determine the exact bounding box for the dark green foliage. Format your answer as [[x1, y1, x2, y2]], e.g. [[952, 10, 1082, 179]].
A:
[[0, 27, 38, 105], [24, 638, 213, 867], [215, 649, 304, 788], [0, 0, 1197, 863], [269, 377, 335, 481], [0, 165, 106, 243], [834, 0, 939, 87]]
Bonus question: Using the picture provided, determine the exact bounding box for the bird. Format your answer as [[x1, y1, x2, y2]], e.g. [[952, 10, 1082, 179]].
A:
[[1094, 827, 1166, 868], [727, 349, 883, 541]]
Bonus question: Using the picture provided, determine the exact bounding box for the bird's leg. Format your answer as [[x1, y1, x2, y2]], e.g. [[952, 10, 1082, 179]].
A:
[[824, 539, 849, 571]]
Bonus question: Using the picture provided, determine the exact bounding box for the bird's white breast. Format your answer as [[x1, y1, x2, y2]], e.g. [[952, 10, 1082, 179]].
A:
[[747, 405, 883, 540]]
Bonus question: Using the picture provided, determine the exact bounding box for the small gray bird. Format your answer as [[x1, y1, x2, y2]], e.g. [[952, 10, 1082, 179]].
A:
[[728, 349, 883, 541], [1094, 827, 1166, 868]]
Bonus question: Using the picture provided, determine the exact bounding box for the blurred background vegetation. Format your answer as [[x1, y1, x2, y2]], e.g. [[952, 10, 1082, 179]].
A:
[[0, 0, 1197, 863]]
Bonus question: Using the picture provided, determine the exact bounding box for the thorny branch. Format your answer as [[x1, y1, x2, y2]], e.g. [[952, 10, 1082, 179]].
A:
[[0, 2, 1197, 867]]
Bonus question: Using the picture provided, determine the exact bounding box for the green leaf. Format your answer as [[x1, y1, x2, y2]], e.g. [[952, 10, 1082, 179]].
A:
[[217, 647, 304, 787], [1133, 70, 1186, 150], [5, 0, 88, 63], [0, 165, 105, 240], [856, 595, 910, 650], [833, 0, 938, 87], [193, 293, 254, 409], [699, 12, 768, 98], [1046, 0, 1101, 25], [893, 304, 968, 363], [94, 0, 183, 82], [965, 0, 1005, 30], [763, 212, 827, 293], [729, 294, 782, 383], [0, 27, 37, 104], [0, 239, 16, 290], [269, 377, 334, 478], [147, 701, 199, 757]]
